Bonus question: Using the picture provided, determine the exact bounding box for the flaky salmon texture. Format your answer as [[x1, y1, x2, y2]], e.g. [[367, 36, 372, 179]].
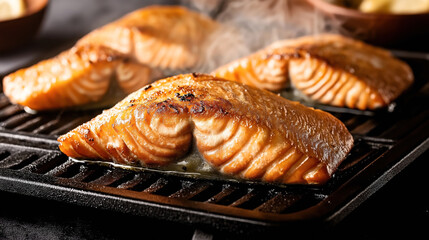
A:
[[212, 34, 414, 110], [58, 74, 354, 184], [3, 6, 217, 111]]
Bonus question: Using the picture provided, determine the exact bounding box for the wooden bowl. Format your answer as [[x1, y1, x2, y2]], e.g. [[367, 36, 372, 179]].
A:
[[305, 0, 429, 50], [0, 0, 49, 52]]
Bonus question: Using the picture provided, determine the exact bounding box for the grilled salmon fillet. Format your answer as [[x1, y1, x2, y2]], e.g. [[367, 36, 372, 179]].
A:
[[3, 6, 217, 111], [212, 34, 414, 110], [58, 73, 353, 184]]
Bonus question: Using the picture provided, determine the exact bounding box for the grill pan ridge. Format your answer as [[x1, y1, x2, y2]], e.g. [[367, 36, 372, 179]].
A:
[[0, 56, 428, 236]]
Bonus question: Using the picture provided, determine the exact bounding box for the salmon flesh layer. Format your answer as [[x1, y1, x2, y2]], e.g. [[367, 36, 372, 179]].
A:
[[212, 34, 414, 110], [58, 74, 354, 184]]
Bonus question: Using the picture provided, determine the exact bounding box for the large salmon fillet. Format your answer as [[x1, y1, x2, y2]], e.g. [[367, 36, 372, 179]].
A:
[[212, 34, 414, 110], [3, 6, 217, 110], [58, 73, 354, 184]]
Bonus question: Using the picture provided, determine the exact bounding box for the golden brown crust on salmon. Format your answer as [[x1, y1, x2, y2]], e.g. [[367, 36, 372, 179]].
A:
[[77, 5, 216, 70], [3, 45, 121, 110], [212, 34, 414, 110], [58, 73, 354, 184], [3, 6, 217, 111]]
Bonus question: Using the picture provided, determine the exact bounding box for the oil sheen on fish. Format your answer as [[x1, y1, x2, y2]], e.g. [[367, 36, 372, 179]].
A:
[[58, 73, 354, 184], [3, 6, 217, 110], [212, 34, 414, 110]]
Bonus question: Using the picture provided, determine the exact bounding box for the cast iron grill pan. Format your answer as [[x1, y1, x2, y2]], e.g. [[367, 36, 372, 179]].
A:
[[0, 55, 428, 237]]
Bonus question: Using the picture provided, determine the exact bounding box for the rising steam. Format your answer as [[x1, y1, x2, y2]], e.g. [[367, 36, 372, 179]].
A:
[[182, 0, 341, 73]]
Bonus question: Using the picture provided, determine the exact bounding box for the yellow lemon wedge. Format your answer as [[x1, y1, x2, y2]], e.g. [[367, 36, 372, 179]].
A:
[[359, 0, 429, 14], [0, 0, 26, 21]]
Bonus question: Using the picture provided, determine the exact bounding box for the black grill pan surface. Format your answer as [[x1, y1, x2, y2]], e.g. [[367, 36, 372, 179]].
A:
[[0, 54, 428, 238]]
